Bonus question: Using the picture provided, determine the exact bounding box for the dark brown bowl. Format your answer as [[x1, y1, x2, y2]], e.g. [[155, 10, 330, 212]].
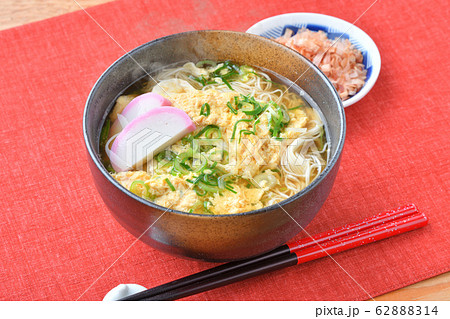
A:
[[83, 30, 345, 262]]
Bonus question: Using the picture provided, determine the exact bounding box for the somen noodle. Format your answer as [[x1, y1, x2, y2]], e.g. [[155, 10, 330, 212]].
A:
[[100, 61, 329, 215]]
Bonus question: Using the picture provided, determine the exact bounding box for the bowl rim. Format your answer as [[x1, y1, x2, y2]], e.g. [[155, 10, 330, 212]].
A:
[[246, 12, 381, 108], [83, 29, 346, 218]]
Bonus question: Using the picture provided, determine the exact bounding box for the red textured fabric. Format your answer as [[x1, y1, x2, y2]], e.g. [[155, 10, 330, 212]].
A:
[[0, 0, 449, 301]]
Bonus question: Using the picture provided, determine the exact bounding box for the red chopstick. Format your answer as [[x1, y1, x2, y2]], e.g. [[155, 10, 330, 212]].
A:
[[287, 203, 419, 253], [120, 204, 427, 301], [295, 212, 427, 264]]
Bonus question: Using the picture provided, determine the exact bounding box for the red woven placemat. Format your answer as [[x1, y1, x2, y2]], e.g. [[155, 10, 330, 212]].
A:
[[0, 0, 449, 300]]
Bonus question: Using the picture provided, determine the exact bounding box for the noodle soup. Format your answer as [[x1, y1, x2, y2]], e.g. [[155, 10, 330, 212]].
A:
[[100, 61, 328, 215]]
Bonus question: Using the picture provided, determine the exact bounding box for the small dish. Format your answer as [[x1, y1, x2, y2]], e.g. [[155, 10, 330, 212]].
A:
[[246, 13, 381, 107]]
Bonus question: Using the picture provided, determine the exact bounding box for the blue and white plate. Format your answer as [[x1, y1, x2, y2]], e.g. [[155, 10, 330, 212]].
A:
[[246, 13, 381, 107]]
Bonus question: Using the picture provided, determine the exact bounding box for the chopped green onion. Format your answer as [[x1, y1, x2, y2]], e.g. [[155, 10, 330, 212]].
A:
[[209, 149, 228, 162], [241, 103, 262, 116], [174, 149, 193, 174], [130, 180, 149, 198], [231, 119, 253, 140], [232, 94, 267, 117], [224, 184, 237, 194], [155, 150, 175, 162], [226, 101, 238, 114], [288, 105, 304, 110], [250, 71, 276, 83], [204, 126, 222, 139], [155, 161, 173, 174], [155, 152, 165, 162], [229, 62, 241, 73], [202, 173, 218, 186], [194, 125, 222, 138], [193, 155, 208, 173], [209, 61, 241, 91], [198, 181, 219, 193], [240, 65, 254, 73], [211, 64, 227, 75], [239, 65, 255, 81], [164, 178, 176, 191], [241, 177, 256, 188], [266, 102, 290, 138], [192, 201, 204, 210], [100, 118, 110, 148], [221, 77, 233, 90], [192, 174, 204, 184], [196, 60, 217, 68], [180, 162, 191, 171], [189, 75, 216, 87], [178, 149, 193, 162], [238, 129, 255, 142], [189, 74, 206, 86], [218, 173, 233, 190], [194, 185, 207, 196], [253, 118, 260, 134], [181, 135, 194, 145], [242, 107, 262, 116], [106, 164, 116, 174], [315, 127, 326, 151], [280, 107, 290, 123], [203, 201, 214, 214], [200, 103, 211, 116], [234, 96, 240, 107], [211, 61, 239, 78], [188, 208, 194, 214]]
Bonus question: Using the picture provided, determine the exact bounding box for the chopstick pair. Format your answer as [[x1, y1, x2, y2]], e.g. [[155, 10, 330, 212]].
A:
[[120, 204, 427, 301]]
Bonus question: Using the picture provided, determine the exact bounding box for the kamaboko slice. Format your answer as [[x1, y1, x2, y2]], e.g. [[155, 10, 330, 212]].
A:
[[109, 93, 172, 137], [110, 107, 196, 172]]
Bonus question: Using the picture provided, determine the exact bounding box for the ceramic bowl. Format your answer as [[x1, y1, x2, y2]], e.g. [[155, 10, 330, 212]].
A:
[[83, 30, 345, 261]]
